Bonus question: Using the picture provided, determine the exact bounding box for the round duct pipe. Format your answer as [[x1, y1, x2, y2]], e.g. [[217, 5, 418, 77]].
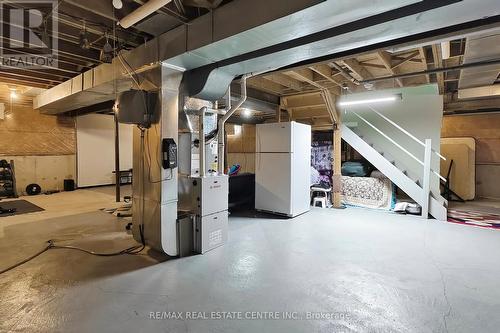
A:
[[118, 0, 173, 29]]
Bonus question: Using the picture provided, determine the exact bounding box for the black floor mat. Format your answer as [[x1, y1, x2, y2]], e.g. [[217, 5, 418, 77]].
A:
[[0, 199, 44, 217]]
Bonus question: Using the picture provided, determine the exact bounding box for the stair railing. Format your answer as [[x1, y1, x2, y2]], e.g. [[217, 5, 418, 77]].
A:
[[346, 109, 447, 219], [349, 111, 446, 183], [365, 105, 446, 161]]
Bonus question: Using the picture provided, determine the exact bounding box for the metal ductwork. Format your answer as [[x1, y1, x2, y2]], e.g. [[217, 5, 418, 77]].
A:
[[34, 0, 500, 114]]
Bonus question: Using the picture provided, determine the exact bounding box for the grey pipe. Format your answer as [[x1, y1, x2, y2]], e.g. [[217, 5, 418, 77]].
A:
[[199, 106, 207, 177], [217, 68, 279, 174], [217, 74, 250, 174]]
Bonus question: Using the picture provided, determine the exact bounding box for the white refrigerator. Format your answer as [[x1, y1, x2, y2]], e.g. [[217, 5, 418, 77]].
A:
[[255, 121, 311, 217]]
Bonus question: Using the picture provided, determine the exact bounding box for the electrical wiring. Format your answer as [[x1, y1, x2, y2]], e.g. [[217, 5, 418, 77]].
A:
[[0, 232, 146, 276], [0, 131, 149, 276], [117, 51, 142, 88], [0, 241, 53, 275]]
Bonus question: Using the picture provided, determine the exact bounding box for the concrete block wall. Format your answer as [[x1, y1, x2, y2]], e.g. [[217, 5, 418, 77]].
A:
[[1, 155, 76, 195], [0, 102, 76, 195]]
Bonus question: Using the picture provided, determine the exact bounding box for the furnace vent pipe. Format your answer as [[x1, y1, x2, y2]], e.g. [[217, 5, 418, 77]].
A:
[[217, 74, 250, 174], [118, 0, 173, 29], [199, 106, 207, 177], [217, 68, 279, 174]]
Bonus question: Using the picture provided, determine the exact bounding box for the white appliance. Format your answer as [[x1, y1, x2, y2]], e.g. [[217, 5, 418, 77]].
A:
[[255, 121, 311, 217]]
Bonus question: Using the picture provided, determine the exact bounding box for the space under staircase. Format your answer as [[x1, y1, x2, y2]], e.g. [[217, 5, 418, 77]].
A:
[[341, 109, 448, 221]]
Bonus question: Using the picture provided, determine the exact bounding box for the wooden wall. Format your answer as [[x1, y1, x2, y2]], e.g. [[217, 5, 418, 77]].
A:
[[226, 124, 256, 174], [442, 113, 500, 199]]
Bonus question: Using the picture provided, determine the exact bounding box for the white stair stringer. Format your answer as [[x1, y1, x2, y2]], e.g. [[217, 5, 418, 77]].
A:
[[341, 124, 447, 221]]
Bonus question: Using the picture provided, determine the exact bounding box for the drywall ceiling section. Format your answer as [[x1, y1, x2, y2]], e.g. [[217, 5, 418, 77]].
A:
[[459, 32, 500, 89], [76, 114, 133, 187]]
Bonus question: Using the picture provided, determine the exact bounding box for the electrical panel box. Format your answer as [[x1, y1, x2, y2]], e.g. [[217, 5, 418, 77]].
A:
[[194, 210, 228, 254]]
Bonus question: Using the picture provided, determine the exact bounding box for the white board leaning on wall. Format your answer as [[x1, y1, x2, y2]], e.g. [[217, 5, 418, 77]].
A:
[[76, 113, 133, 187]]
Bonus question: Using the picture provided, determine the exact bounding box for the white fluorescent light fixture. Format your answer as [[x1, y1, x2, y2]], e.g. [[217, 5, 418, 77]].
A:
[[338, 94, 401, 107]]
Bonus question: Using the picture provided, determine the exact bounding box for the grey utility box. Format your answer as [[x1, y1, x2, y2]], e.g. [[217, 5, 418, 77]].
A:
[[194, 210, 228, 254], [188, 175, 229, 216]]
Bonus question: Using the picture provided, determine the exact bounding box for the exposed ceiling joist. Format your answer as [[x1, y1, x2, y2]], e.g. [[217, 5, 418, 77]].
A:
[[248, 77, 286, 95], [285, 68, 325, 89], [376, 51, 403, 87], [341, 58, 373, 81], [0, 76, 51, 89], [358, 62, 386, 69], [392, 50, 420, 70], [431, 44, 446, 94], [184, 0, 224, 9], [263, 74, 304, 92], [309, 64, 343, 88], [419, 47, 431, 83]]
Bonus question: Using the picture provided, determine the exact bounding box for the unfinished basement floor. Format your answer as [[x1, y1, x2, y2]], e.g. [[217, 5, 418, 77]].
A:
[[1, 189, 500, 333]]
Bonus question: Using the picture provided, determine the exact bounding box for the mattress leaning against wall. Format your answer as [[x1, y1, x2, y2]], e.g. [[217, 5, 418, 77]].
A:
[[440, 137, 476, 201]]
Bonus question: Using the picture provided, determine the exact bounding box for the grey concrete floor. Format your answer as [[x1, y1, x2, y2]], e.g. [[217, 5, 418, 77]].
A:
[[1, 207, 500, 333]]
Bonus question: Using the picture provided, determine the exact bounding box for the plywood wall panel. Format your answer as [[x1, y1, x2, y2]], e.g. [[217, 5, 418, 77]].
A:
[[226, 124, 256, 173], [442, 114, 500, 199], [477, 165, 500, 199]]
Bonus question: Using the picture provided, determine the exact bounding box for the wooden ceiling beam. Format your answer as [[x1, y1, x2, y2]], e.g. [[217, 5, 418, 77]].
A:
[[0, 76, 52, 89], [376, 51, 403, 87], [392, 50, 421, 70], [431, 44, 445, 94], [309, 64, 342, 88], [263, 74, 304, 92], [247, 77, 286, 95], [283, 93, 325, 109], [285, 68, 324, 90], [419, 47, 430, 83], [358, 62, 386, 69], [342, 58, 373, 81]]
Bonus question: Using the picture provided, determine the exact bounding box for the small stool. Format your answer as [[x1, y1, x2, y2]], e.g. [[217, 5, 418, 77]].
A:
[[310, 186, 332, 208], [312, 196, 327, 208]]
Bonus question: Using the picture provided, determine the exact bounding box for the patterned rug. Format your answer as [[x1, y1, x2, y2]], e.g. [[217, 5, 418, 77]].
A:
[[341, 176, 395, 210], [447, 209, 500, 229]]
